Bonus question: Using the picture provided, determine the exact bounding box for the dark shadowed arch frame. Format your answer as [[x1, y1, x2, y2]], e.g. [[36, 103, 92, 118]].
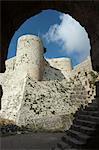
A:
[[0, 1, 99, 148]]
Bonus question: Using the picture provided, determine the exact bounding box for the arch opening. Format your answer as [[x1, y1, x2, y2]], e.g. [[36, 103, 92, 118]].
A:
[[7, 9, 91, 68], [0, 2, 99, 147], [5, 9, 98, 102], [1, 1, 99, 73], [5, 9, 97, 95]]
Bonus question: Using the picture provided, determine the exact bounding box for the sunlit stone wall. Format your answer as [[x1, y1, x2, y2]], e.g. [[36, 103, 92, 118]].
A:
[[70, 56, 98, 102], [15, 35, 44, 81], [0, 35, 98, 131], [47, 57, 72, 72]]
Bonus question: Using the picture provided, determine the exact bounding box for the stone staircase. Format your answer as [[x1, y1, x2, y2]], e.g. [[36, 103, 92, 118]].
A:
[[52, 97, 99, 150]]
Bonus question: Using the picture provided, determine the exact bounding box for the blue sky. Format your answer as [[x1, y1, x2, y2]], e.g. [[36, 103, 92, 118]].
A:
[[8, 9, 91, 66]]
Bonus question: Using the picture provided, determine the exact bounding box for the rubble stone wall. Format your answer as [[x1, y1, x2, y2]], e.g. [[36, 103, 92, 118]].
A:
[[0, 35, 98, 131], [0, 55, 98, 131], [16, 76, 89, 130], [70, 56, 98, 102]]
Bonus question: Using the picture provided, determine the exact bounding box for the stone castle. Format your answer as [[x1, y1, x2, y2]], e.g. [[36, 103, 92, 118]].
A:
[[0, 35, 98, 131]]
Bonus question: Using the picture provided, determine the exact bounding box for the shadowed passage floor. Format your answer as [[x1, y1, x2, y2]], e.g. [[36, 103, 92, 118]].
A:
[[1, 132, 66, 150]]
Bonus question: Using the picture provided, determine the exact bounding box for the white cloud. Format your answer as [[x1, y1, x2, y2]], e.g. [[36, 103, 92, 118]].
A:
[[43, 14, 91, 63]]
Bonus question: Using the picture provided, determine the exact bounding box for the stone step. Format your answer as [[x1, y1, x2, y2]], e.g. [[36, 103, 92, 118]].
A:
[[77, 110, 99, 117], [85, 105, 99, 111], [66, 129, 90, 141], [76, 114, 99, 123], [73, 119, 97, 128], [71, 124, 95, 135], [61, 135, 85, 148]]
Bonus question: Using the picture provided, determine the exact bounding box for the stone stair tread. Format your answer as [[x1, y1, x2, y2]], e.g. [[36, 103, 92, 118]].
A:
[[74, 119, 97, 124], [86, 105, 98, 108], [59, 97, 99, 149], [79, 110, 99, 114], [72, 124, 95, 131], [77, 114, 99, 120], [67, 129, 90, 139], [62, 135, 85, 146], [84, 106, 98, 111], [80, 111, 99, 117], [78, 114, 99, 118]]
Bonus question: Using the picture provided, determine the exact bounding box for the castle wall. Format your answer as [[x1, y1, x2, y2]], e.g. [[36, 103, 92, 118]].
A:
[[16, 76, 89, 131], [0, 57, 16, 85], [70, 56, 98, 102], [0, 55, 98, 131], [43, 60, 65, 81], [46, 58, 72, 79], [46, 58, 72, 72], [0, 71, 27, 122], [0, 70, 90, 131], [0, 35, 98, 131], [71, 56, 92, 75]]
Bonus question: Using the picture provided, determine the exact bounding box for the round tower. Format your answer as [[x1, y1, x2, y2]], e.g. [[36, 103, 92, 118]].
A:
[[15, 34, 44, 81]]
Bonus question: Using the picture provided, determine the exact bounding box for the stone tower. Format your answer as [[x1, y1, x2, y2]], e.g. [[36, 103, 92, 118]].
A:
[[46, 57, 72, 73], [15, 34, 44, 81]]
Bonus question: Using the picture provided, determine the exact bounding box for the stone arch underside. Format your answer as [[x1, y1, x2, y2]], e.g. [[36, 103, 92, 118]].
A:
[[0, 1, 99, 73]]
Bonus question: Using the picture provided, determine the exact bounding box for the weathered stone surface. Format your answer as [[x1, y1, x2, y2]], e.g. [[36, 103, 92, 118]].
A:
[[43, 60, 66, 81], [0, 73, 93, 131], [0, 35, 98, 131], [15, 35, 44, 81], [70, 56, 99, 102], [46, 57, 72, 79]]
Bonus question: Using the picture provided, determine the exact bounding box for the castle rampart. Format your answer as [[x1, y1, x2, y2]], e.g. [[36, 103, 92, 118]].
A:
[[0, 35, 98, 131]]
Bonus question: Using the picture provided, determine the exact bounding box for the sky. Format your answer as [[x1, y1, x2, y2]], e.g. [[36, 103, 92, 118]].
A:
[[8, 9, 91, 66]]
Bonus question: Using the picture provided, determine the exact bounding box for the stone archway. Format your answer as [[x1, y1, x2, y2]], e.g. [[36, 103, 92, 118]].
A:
[[0, 1, 99, 73], [0, 1, 99, 149]]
